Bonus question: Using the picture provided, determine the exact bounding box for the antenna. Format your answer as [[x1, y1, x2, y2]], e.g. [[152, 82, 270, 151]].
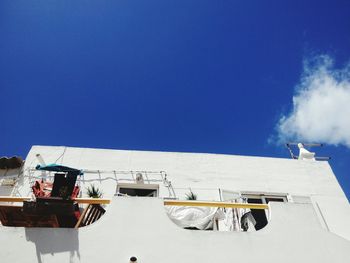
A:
[[285, 143, 331, 161], [286, 142, 323, 147]]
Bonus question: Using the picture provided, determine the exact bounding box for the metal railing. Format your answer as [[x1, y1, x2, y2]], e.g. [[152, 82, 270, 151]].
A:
[[164, 200, 268, 209], [0, 196, 110, 204], [0, 196, 268, 209]]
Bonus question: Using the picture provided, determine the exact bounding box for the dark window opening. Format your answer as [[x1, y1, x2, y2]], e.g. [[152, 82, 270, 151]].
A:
[[265, 197, 285, 203], [116, 183, 159, 197], [119, 188, 157, 197]]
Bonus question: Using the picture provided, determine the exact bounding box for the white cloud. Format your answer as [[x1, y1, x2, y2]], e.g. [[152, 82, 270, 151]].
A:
[[276, 55, 350, 147]]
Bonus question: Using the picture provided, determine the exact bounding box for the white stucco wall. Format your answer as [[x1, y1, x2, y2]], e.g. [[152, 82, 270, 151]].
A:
[[3, 145, 350, 240], [0, 198, 349, 263]]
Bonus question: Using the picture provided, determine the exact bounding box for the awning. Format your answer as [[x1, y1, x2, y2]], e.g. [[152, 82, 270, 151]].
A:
[[35, 164, 83, 175]]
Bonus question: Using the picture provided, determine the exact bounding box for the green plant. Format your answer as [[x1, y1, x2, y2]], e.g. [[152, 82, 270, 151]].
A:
[[185, 190, 197, 200], [86, 184, 103, 198]]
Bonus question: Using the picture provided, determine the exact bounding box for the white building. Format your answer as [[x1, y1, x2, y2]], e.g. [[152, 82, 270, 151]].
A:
[[0, 145, 350, 263]]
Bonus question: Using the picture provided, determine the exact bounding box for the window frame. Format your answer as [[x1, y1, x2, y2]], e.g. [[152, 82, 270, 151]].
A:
[[241, 192, 289, 204], [116, 183, 159, 197]]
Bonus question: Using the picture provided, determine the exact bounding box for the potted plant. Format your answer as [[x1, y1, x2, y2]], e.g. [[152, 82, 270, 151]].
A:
[[86, 184, 103, 198], [185, 189, 197, 200]]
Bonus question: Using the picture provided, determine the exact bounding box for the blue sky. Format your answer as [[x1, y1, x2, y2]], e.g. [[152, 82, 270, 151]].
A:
[[1, 1, 350, 199]]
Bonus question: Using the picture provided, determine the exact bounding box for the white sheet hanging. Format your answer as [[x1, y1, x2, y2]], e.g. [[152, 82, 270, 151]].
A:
[[165, 206, 224, 230]]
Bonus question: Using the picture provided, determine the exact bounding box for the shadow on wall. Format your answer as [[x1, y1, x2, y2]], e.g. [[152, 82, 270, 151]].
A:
[[25, 228, 80, 263]]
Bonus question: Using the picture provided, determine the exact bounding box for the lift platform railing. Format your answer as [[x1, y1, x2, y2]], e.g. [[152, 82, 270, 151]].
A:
[[0, 197, 268, 209], [164, 200, 268, 209], [0, 196, 111, 204]]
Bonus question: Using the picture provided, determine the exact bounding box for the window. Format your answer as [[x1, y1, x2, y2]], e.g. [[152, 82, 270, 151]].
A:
[[242, 193, 288, 230], [116, 183, 159, 197]]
